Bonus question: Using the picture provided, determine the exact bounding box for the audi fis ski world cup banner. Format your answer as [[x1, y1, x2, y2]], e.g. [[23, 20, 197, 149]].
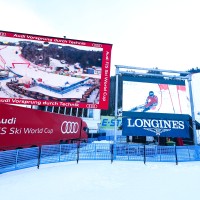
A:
[[122, 116, 190, 138], [0, 104, 86, 149], [0, 30, 112, 109]]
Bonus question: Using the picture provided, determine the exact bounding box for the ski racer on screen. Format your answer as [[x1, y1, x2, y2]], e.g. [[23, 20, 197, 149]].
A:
[[130, 91, 158, 112], [143, 91, 158, 112]]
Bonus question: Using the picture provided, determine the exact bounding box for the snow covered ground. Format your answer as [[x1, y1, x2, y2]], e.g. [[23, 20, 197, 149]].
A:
[[0, 160, 200, 200]]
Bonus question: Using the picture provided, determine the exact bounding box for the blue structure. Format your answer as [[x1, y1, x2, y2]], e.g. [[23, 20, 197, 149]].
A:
[[1, 138, 200, 174]]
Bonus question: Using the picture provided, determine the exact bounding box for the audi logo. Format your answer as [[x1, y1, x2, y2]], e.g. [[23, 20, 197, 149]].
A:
[[92, 43, 102, 48], [86, 104, 98, 108], [61, 121, 79, 134]]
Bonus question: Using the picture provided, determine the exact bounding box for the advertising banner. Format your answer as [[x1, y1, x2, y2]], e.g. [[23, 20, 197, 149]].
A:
[[0, 30, 112, 109], [122, 112, 190, 138], [100, 116, 122, 130], [0, 104, 85, 150]]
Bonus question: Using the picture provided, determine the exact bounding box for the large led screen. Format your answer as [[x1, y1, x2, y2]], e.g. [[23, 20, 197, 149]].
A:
[[0, 30, 112, 109], [122, 76, 190, 115]]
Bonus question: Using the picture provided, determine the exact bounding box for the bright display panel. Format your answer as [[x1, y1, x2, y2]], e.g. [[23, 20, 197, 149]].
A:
[[122, 76, 191, 138], [0, 31, 112, 109], [122, 77, 190, 115]]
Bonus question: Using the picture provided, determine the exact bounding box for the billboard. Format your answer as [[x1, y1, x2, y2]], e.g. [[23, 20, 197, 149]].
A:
[[122, 112, 190, 138], [122, 75, 191, 138], [0, 104, 87, 150], [122, 76, 190, 115], [100, 116, 122, 130], [0, 30, 112, 109]]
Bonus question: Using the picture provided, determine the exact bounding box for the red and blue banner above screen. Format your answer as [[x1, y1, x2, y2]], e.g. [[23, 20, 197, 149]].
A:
[[0, 30, 112, 109]]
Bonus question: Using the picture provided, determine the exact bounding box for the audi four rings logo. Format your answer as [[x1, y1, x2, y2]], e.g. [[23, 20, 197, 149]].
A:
[[61, 121, 79, 134]]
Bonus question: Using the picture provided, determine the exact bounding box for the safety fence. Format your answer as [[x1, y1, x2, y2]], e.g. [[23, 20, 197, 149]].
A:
[[1, 143, 200, 174]]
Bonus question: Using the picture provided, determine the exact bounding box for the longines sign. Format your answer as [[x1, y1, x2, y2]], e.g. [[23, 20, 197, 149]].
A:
[[122, 117, 190, 138]]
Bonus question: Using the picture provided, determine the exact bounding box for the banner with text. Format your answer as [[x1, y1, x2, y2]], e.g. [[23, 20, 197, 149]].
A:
[[100, 116, 122, 130], [0, 104, 87, 150], [122, 115, 190, 138]]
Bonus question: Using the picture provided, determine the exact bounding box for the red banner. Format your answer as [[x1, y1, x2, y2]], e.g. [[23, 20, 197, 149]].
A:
[[0, 104, 87, 150]]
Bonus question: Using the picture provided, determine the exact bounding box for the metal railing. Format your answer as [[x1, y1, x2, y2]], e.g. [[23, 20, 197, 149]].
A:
[[1, 142, 200, 174]]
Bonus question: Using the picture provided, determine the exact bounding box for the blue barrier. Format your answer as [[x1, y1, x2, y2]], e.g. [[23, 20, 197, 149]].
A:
[[1, 143, 200, 174], [0, 147, 39, 174]]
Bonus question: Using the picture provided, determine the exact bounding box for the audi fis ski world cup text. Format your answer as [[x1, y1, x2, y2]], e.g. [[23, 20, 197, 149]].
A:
[[102, 52, 110, 102], [0, 117, 16, 124], [0, 127, 53, 135], [0, 117, 53, 135]]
